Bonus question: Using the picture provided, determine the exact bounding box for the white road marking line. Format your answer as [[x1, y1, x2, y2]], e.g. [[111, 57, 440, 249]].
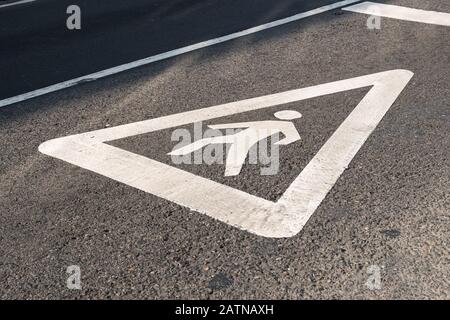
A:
[[0, 0, 361, 108], [0, 0, 36, 9], [343, 2, 450, 26], [39, 69, 413, 238]]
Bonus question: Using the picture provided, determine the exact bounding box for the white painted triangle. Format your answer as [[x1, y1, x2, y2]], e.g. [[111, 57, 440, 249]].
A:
[[39, 69, 413, 238]]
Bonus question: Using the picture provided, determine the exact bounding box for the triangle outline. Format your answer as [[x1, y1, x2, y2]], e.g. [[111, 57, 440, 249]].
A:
[[39, 69, 413, 238]]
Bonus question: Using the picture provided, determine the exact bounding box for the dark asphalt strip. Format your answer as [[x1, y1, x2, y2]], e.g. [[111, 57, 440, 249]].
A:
[[0, 0, 352, 99]]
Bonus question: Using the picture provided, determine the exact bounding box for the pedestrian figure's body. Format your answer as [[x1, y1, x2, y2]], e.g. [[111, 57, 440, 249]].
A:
[[169, 110, 302, 176]]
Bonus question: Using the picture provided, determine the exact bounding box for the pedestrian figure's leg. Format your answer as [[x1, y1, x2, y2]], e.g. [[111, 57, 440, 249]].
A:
[[224, 132, 259, 176]]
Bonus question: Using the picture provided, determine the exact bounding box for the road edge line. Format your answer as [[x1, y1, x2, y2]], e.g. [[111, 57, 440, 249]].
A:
[[0, 0, 360, 108]]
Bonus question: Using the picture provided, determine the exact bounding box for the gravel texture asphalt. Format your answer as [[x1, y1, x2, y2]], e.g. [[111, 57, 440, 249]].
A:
[[0, 0, 449, 299]]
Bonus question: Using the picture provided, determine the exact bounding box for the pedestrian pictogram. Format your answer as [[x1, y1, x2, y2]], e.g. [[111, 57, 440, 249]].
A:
[[168, 110, 302, 176], [39, 70, 413, 238]]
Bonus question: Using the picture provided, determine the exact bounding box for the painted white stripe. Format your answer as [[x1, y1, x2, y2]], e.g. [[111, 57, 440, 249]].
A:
[[0, 0, 360, 108], [343, 2, 450, 26], [39, 70, 413, 238], [0, 0, 36, 9]]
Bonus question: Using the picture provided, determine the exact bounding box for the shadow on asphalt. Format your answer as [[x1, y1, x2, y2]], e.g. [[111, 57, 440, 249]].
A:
[[0, 0, 394, 115]]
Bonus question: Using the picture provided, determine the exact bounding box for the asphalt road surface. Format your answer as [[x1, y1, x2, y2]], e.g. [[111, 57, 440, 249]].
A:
[[0, 0, 449, 299]]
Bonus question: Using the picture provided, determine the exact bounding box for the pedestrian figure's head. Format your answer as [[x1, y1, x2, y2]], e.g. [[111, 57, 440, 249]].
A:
[[274, 110, 302, 120]]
